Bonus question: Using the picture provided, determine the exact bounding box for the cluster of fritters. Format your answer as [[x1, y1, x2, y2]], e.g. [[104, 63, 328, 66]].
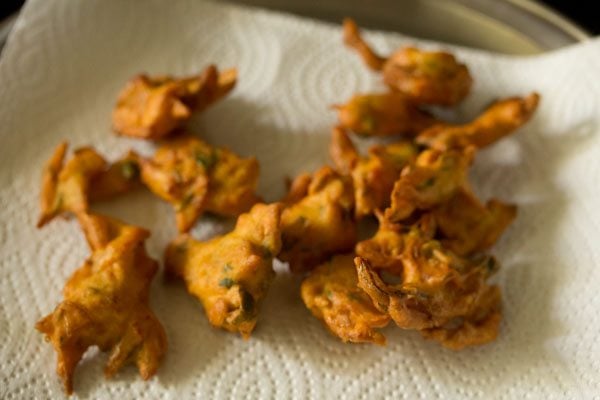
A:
[[35, 19, 539, 395]]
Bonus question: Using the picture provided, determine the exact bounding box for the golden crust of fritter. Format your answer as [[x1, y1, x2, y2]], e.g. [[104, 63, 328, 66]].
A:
[[112, 65, 237, 140], [164, 203, 282, 338], [416, 93, 540, 151], [343, 18, 472, 106], [330, 126, 417, 218], [203, 146, 262, 217], [381, 47, 473, 107], [354, 210, 413, 275], [301, 254, 390, 345], [279, 166, 357, 273], [384, 147, 475, 222], [354, 214, 502, 350], [433, 189, 517, 257], [37, 142, 140, 228], [136, 135, 260, 232], [36, 214, 167, 394], [334, 92, 436, 137]]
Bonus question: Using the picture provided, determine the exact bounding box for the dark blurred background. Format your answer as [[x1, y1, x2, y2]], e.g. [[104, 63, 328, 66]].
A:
[[0, 0, 597, 38], [528, 1, 598, 34]]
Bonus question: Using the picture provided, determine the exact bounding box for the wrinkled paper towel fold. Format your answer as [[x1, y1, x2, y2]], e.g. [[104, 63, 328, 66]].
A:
[[1, 0, 599, 398]]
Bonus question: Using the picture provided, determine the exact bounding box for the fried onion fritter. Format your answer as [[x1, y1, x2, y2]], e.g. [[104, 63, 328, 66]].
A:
[[137, 135, 259, 232], [330, 126, 417, 218], [112, 65, 237, 140], [164, 203, 282, 338], [354, 210, 419, 275], [301, 254, 390, 345], [433, 189, 517, 257], [384, 147, 475, 222], [37, 142, 140, 228], [36, 214, 167, 394], [334, 92, 436, 137], [279, 167, 357, 273], [354, 216, 502, 350], [343, 18, 472, 106], [203, 146, 262, 217], [416, 93, 540, 151]]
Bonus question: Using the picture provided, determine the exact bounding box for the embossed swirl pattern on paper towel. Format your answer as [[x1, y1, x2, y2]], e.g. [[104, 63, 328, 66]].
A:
[[1, 0, 600, 398]]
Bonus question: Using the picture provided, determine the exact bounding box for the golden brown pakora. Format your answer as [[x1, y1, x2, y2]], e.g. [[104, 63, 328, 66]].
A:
[[136, 135, 260, 232], [301, 254, 390, 345], [334, 92, 436, 137], [36, 213, 167, 394], [203, 145, 262, 217], [343, 18, 472, 106], [384, 146, 475, 222], [330, 126, 417, 218], [355, 215, 502, 350], [112, 65, 237, 140], [37, 142, 140, 228], [164, 203, 282, 338], [433, 188, 517, 257], [354, 210, 412, 275], [279, 166, 357, 273], [416, 93, 540, 150]]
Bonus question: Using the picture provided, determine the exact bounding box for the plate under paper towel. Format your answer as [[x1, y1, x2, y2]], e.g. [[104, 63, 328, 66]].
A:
[[0, 0, 599, 398]]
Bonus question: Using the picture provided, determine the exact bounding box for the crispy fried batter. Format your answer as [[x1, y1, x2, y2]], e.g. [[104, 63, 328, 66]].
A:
[[354, 210, 415, 275], [279, 167, 357, 273], [381, 48, 473, 106], [112, 65, 237, 139], [135, 136, 211, 232], [88, 151, 140, 200], [433, 189, 517, 257], [342, 18, 386, 71], [334, 92, 436, 137], [137, 135, 259, 232], [36, 214, 167, 394], [301, 254, 390, 345], [330, 126, 417, 218], [343, 19, 472, 106], [384, 147, 475, 222], [355, 216, 501, 350], [37, 143, 140, 228], [281, 172, 313, 204], [164, 203, 282, 338], [203, 146, 262, 217], [417, 93, 540, 150]]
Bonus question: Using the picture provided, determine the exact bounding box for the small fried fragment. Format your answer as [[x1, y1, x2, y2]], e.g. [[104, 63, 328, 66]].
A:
[[433, 189, 517, 256], [281, 173, 313, 204], [301, 254, 390, 345], [112, 65, 237, 139], [355, 222, 501, 350], [36, 214, 167, 394], [88, 151, 140, 200], [37, 143, 140, 228], [330, 126, 417, 218], [137, 135, 259, 232], [164, 203, 282, 338], [279, 167, 357, 273], [343, 18, 472, 106], [334, 92, 436, 137], [385, 147, 475, 222], [416, 93, 540, 151], [342, 17, 386, 71]]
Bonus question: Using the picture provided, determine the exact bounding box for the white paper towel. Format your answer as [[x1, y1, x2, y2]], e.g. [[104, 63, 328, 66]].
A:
[[1, 0, 599, 398]]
